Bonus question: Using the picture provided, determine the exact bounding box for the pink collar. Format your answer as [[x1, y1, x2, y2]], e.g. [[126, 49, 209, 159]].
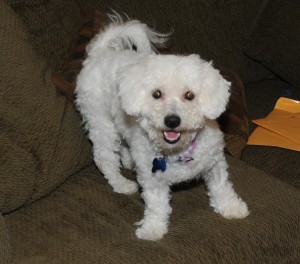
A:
[[177, 137, 198, 164], [152, 134, 199, 173]]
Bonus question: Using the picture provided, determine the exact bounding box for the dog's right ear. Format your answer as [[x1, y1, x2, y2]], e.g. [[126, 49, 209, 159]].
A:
[[117, 62, 147, 116]]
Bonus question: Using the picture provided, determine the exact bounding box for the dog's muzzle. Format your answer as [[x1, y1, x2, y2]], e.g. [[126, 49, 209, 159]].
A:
[[163, 115, 181, 144]]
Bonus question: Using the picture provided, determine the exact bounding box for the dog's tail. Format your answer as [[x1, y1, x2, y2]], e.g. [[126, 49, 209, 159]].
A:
[[87, 12, 170, 55]]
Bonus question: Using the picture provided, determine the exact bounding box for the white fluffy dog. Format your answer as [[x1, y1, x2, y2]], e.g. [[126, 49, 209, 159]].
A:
[[75, 15, 249, 241]]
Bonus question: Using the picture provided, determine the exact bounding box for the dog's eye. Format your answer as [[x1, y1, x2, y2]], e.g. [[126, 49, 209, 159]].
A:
[[185, 91, 195, 101], [152, 89, 162, 99]]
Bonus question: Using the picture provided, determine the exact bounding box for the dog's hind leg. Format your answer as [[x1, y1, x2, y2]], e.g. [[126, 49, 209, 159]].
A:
[[120, 143, 134, 170], [88, 120, 138, 195]]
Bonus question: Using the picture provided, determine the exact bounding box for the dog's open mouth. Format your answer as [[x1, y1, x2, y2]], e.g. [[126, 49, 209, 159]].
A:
[[163, 131, 181, 144]]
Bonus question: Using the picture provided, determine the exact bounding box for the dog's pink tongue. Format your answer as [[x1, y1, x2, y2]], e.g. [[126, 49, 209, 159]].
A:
[[164, 131, 180, 140]]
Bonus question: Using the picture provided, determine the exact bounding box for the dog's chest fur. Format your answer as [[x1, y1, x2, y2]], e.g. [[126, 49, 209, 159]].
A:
[[113, 107, 224, 184]]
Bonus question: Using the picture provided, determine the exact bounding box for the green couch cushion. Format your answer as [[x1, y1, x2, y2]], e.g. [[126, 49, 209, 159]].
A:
[[0, 215, 11, 264], [10, 0, 83, 71], [243, 0, 300, 87], [0, 1, 92, 214], [6, 158, 300, 263], [51, 7, 110, 102], [77, 0, 273, 83]]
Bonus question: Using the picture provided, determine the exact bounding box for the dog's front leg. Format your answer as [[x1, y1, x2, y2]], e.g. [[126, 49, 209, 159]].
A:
[[135, 176, 172, 241], [204, 156, 249, 219]]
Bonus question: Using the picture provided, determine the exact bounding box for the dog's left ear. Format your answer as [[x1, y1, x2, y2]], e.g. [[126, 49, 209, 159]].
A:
[[198, 61, 231, 120], [117, 62, 147, 116]]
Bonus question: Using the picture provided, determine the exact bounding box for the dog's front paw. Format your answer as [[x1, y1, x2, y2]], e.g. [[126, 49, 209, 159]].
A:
[[135, 220, 167, 241], [111, 178, 138, 195], [217, 197, 249, 219], [135, 225, 167, 241]]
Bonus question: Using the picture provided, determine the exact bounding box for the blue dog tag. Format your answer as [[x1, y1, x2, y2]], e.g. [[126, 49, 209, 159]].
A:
[[152, 157, 167, 173]]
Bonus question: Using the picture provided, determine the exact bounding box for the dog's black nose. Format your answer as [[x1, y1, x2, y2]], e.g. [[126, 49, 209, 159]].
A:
[[164, 115, 181, 129]]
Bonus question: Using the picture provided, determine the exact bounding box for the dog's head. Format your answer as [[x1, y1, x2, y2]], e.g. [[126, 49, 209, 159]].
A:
[[118, 54, 230, 152]]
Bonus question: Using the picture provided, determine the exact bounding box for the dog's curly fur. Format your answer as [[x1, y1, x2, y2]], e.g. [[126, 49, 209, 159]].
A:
[[75, 15, 249, 241]]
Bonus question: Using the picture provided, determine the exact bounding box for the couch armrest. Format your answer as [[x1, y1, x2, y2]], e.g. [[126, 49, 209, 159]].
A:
[[0, 1, 92, 213]]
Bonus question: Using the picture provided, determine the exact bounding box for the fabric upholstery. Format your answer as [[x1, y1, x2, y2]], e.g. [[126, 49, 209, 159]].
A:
[[75, 0, 273, 84], [8, 0, 46, 5], [243, 0, 300, 87], [6, 158, 300, 263], [52, 7, 110, 102], [0, 215, 11, 264], [0, 1, 92, 214], [11, 0, 83, 71]]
